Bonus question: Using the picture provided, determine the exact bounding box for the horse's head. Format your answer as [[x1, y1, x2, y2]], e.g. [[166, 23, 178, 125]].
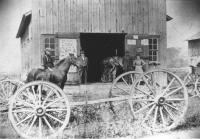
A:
[[112, 56, 123, 67], [69, 55, 85, 68]]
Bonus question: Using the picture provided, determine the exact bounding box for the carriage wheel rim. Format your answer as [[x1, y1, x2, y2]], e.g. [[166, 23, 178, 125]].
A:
[[8, 81, 70, 139], [130, 69, 188, 132]]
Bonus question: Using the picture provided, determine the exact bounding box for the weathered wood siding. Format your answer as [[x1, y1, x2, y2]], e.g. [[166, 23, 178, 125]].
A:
[[21, 22, 32, 73], [31, 0, 167, 67], [188, 40, 200, 57], [188, 40, 200, 65]]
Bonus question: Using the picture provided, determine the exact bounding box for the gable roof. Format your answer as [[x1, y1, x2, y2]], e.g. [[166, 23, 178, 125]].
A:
[[187, 32, 200, 41], [16, 11, 32, 38]]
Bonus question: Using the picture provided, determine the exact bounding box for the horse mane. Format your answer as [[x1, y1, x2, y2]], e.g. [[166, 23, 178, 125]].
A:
[[54, 57, 67, 67]]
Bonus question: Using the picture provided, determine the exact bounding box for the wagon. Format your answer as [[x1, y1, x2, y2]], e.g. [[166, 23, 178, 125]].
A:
[[184, 66, 200, 98], [0, 69, 188, 139]]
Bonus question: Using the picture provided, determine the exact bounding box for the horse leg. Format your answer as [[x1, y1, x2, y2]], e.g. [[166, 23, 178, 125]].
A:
[[60, 75, 67, 90]]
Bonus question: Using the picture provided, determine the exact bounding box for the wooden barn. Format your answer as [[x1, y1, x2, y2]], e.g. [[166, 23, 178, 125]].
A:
[[17, 0, 171, 83], [187, 32, 200, 66]]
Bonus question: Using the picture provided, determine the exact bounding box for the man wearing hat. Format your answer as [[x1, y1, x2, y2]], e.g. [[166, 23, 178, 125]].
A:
[[43, 48, 54, 70], [77, 50, 88, 84]]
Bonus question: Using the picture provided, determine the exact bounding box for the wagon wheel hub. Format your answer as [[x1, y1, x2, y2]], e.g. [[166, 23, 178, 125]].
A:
[[36, 107, 46, 116], [158, 97, 165, 105]]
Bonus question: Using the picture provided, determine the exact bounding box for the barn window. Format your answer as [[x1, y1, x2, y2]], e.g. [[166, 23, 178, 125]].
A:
[[149, 38, 158, 62], [44, 37, 56, 59]]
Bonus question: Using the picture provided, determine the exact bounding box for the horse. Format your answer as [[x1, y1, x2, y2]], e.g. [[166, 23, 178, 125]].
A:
[[101, 56, 123, 82], [26, 55, 83, 89]]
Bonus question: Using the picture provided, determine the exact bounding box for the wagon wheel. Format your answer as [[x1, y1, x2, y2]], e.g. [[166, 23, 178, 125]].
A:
[[130, 69, 188, 132], [193, 78, 200, 98], [183, 73, 197, 97], [9, 81, 70, 139], [109, 71, 141, 113], [0, 79, 24, 113]]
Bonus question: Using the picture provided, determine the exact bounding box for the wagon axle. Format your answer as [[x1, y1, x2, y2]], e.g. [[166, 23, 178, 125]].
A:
[[36, 107, 46, 116], [157, 97, 165, 105]]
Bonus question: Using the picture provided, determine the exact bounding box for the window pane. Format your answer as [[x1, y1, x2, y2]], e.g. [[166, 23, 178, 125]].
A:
[[50, 44, 55, 49], [149, 56, 152, 61], [149, 45, 152, 50], [153, 56, 157, 61], [153, 45, 157, 50], [51, 51, 55, 56], [45, 44, 49, 48], [50, 38, 55, 43], [153, 39, 157, 44], [153, 51, 157, 55], [149, 39, 152, 44], [45, 38, 49, 44], [149, 51, 153, 55]]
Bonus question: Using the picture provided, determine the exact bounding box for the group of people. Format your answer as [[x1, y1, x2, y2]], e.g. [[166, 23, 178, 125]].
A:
[[43, 48, 88, 84], [43, 48, 146, 84]]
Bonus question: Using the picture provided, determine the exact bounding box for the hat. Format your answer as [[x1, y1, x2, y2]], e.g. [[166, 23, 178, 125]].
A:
[[45, 48, 52, 52]]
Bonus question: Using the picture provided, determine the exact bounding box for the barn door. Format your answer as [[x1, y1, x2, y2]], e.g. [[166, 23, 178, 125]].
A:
[[56, 33, 81, 84]]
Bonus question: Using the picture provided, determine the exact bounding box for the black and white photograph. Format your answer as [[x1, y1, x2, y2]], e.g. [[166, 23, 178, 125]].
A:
[[0, 0, 200, 138]]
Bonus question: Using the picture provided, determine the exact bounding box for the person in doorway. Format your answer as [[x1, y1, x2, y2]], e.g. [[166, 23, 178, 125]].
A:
[[133, 54, 146, 73], [77, 50, 88, 84], [43, 48, 54, 70], [123, 51, 133, 72]]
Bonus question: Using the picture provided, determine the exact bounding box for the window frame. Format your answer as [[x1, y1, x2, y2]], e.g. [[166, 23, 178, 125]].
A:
[[149, 38, 159, 62], [41, 34, 57, 64]]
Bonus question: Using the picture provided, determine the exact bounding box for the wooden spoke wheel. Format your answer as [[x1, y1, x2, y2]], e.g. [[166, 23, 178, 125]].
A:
[[109, 71, 142, 97], [109, 71, 141, 114], [130, 69, 188, 132], [0, 79, 24, 113], [193, 78, 200, 98], [9, 81, 70, 139], [183, 73, 197, 97]]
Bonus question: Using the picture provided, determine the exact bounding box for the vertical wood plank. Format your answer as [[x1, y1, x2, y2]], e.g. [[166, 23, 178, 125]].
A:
[[138, 0, 143, 34], [64, 0, 69, 32], [46, 0, 51, 34], [99, 0, 105, 32], [70, 0, 76, 32], [39, 0, 46, 34], [110, 0, 115, 32], [92, 0, 99, 32], [115, 0, 120, 32], [148, 0, 153, 34], [82, 0, 89, 32], [143, 0, 149, 34], [88, 0, 92, 32], [105, 0, 110, 32], [76, 0, 82, 32], [52, 0, 58, 33], [127, 0, 132, 33], [61, 0, 65, 32], [38, 0, 45, 64], [121, 0, 126, 32]]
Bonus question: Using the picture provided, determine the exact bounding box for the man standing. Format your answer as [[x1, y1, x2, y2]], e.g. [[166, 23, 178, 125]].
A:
[[43, 48, 54, 70], [78, 50, 88, 84]]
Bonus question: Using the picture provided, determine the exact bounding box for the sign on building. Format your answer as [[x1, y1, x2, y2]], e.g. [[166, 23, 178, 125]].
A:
[[59, 39, 77, 72]]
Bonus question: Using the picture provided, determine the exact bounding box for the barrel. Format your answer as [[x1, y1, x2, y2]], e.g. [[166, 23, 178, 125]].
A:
[[66, 72, 79, 85]]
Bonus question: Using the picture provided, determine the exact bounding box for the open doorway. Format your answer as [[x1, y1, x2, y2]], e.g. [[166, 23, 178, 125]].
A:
[[80, 33, 125, 83]]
